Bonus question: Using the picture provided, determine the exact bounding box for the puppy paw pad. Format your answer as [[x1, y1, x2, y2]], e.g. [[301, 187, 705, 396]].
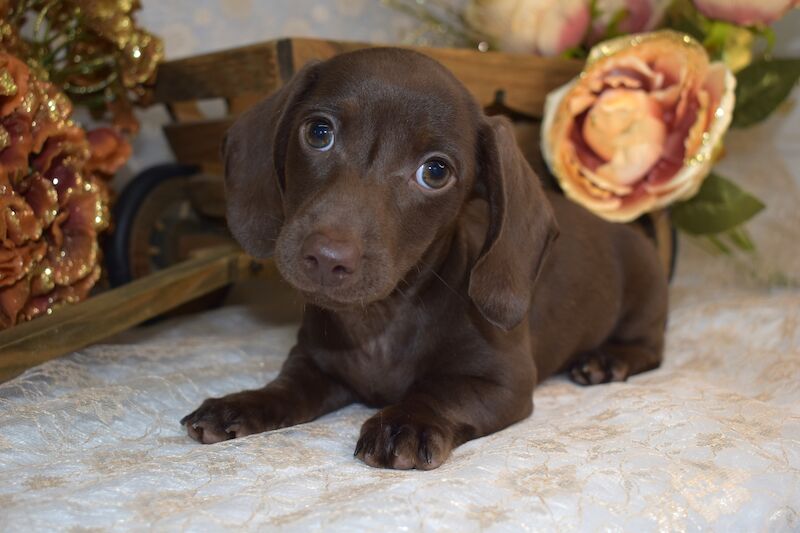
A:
[[354, 411, 452, 470], [569, 352, 629, 386]]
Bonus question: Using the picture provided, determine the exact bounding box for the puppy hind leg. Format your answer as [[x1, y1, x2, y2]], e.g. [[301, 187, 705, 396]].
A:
[[568, 340, 663, 386], [570, 278, 667, 386]]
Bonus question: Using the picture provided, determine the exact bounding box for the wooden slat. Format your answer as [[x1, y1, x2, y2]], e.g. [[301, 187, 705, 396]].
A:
[[0, 247, 257, 383], [153, 38, 582, 117], [188, 174, 226, 219], [159, 38, 582, 168], [227, 92, 269, 116], [649, 209, 675, 279], [286, 38, 582, 118], [163, 117, 233, 167], [168, 100, 206, 123], [154, 41, 285, 103]]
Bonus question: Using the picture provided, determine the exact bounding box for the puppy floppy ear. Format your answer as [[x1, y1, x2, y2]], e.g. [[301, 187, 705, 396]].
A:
[[222, 63, 318, 258], [469, 115, 559, 331]]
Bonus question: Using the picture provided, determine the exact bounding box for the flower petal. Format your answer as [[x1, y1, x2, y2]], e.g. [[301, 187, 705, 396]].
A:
[[693, 0, 797, 25], [541, 31, 737, 222]]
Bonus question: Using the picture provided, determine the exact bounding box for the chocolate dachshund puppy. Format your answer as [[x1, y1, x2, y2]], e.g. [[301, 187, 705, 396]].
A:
[[181, 47, 668, 470]]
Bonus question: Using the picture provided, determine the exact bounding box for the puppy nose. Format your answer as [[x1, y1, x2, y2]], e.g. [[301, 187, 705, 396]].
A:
[[301, 232, 361, 287]]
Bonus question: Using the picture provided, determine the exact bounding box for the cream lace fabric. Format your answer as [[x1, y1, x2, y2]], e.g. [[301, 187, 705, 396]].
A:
[[1, 101, 799, 532]]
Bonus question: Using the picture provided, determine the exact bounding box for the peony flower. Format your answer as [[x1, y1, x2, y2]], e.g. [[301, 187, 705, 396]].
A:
[[1, 113, 33, 175], [0, 188, 42, 246], [0, 52, 117, 330], [32, 126, 89, 175], [23, 173, 59, 228], [0, 241, 45, 287], [465, 0, 590, 56], [541, 31, 736, 222], [0, 277, 30, 329], [0, 54, 29, 117], [23, 264, 101, 322], [693, 0, 799, 26], [591, 0, 671, 42], [25, 80, 74, 153], [86, 127, 132, 175]]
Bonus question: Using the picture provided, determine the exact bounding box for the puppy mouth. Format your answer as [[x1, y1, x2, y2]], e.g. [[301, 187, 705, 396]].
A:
[[299, 290, 368, 311], [275, 261, 392, 310]]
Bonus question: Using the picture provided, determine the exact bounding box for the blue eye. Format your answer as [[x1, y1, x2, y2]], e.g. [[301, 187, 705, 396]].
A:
[[415, 158, 452, 190], [305, 120, 334, 151]]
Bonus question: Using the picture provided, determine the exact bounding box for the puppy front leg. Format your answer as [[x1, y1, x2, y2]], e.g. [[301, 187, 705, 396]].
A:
[[181, 347, 356, 444], [355, 374, 534, 470]]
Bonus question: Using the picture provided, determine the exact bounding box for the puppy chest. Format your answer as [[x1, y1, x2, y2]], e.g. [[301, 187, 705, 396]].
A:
[[317, 336, 419, 406]]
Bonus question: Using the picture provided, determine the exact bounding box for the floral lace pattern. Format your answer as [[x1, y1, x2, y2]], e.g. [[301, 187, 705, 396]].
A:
[[0, 289, 798, 531]]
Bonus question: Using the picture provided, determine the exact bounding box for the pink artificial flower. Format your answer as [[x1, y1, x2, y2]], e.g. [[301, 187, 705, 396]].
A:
[[693, 0, 799, 25], [542, 31, 737, 222], [465, 0, 591, 56]]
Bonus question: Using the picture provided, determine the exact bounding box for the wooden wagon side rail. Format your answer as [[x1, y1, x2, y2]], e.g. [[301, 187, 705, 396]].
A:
[[155, 38, 583, 169], [155, 37, 582, 113], [0, 247, 262, 383]]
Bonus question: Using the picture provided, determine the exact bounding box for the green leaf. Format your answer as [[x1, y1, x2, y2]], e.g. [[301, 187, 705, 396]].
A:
[[702, 21, 736, 59], [753, 26, 777, 54], [726, 226, 755, 252], [664, 0, 708, 42], [672, 173, 765, 236], [732, 57, 800, 128]]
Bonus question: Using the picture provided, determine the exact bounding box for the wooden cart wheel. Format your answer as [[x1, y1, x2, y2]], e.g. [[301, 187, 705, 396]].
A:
[[106, 164, 235, 316]]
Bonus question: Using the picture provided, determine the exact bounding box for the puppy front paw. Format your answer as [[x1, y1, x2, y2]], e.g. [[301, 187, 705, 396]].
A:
[[181, 390, 283, 444], [354, 407, 454, 470], [568, 351, 629, 386]]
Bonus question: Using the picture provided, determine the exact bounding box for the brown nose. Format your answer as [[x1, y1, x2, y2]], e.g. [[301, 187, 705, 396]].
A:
[[300, 232, 361, 287]]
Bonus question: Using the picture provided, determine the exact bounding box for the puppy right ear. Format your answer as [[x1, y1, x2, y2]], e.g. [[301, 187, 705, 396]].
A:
[[223, 63, 318, 258]]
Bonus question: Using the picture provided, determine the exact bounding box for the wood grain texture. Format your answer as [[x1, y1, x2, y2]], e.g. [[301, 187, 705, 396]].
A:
[[649, 209, 676, 279], [154, 41, 284, 103], [153, 37, 582, 115], [157, 37, 582, 170], [287, 38, 582, 118], [163, 118, 233, 167], [0, 248, 261, 383]]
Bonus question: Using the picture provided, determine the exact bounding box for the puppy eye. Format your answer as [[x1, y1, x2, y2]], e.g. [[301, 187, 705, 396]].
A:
[[304, 120, 335, 151], [415, 158, 452, 190]]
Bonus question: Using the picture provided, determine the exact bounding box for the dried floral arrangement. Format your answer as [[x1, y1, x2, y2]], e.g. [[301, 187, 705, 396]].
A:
[[0, 0, 162, 329], [386, 0, 800, 254]]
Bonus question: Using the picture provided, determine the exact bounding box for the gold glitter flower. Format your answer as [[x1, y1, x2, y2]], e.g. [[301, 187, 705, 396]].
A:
[[0, 52, 115, 329], [1, 0, 163, 133]]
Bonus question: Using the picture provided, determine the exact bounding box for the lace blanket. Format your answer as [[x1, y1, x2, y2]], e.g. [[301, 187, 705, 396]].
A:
[[2, 101, 799, 531], [1, 289, 799, 531]]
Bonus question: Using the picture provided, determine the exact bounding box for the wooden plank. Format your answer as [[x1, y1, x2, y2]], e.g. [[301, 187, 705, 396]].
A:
[[0, 247, 258, 383], [283, 38, 582, 118], [650, 209, 675, 279], [163, 117, 233, 167], [154, 37, 582, 118], [161, 39, 581, 167], [227, 92, 269, 116], [154, 41, 284, 103], [168, 100, 206, 123], [188, 174, 226, 219]]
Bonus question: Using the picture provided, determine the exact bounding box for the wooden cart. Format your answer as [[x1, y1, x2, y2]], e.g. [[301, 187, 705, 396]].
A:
[[0, 38, 674, 382]]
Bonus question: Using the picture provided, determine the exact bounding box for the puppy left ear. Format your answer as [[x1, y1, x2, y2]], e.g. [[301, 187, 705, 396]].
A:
[[222, 62, 319, 259], [469, 115, 559, 331]]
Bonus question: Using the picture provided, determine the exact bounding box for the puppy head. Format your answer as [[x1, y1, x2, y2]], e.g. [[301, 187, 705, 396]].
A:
[[224, 48, 557, 323]]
